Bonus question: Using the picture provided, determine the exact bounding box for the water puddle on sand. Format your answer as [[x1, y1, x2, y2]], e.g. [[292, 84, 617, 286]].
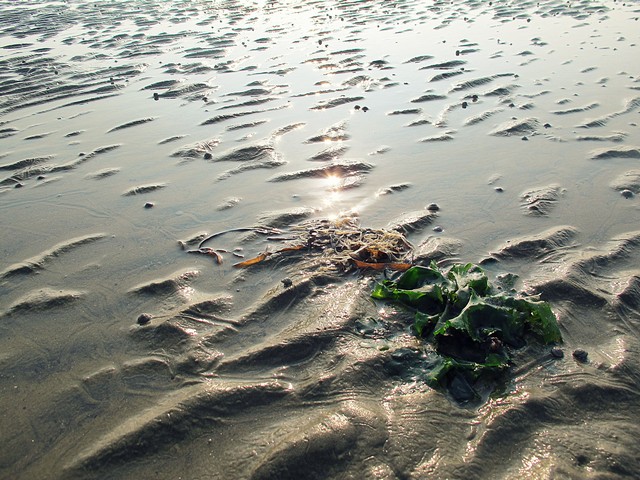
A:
[[1, 0, 640, 478]]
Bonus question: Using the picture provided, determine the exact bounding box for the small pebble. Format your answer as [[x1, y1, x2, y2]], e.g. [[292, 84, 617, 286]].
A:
[[14, 183, 23, 189], [362, 106, 369, 112], [621, 189, 634, 198], [461, 101, 468, 109], [521, 136, 529, 141], [153, 92, 159, 100], [495, 186, 504, 192], [426, 203, 440, 211], [203, 152, 213, 160], [354, 105, 361, 110], [572, 348, 588, 363], [544, 123, 552, 128], [433, 226, 443, 233], [551, 347, 564, 358], [137, 313, 153, 325], [144, 202, 154, 209], [281, 278, 293, 288], [472, 94, 478, 102]]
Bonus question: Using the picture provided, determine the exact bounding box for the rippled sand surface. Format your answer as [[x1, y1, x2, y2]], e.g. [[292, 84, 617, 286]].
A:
[[1, 1, 640, 478]]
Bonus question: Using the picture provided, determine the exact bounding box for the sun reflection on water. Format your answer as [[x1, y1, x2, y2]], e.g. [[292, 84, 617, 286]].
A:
[[324, 174, 342, 190]]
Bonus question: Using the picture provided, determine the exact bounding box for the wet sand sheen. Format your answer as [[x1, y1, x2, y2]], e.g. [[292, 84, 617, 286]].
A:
[[1, 0, 640, 479]]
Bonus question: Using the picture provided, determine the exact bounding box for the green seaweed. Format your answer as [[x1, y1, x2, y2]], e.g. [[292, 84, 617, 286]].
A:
[[371, 261, 562, 402]]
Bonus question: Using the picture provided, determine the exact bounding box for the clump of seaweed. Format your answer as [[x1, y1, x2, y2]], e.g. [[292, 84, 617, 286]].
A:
[[371, 262, 562, 403], [185, 216, 414, 272]]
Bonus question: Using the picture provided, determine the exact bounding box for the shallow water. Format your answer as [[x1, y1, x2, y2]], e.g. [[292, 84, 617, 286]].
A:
[[1, 0, 640, 478]]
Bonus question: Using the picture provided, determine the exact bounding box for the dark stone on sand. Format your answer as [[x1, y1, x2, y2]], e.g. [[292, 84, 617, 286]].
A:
[[203, 152, 212, 160], [620, 189, 634, 198], [426, 203, 440, 211], [495, 187, 504, 192], [433, 226, 443, 233], [144, 202, 154, 209], [462, 101, 468, 109], [14, 183, 23, 188], [281, 278, 293, 288], [551, 347, 564, 358], [573, 349, 588, 363], [137, 313, 153, 325], [153, 92, 159, 100]]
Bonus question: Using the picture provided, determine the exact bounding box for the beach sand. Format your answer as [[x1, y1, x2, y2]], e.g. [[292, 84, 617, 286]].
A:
[[1, 0, 640, 478]]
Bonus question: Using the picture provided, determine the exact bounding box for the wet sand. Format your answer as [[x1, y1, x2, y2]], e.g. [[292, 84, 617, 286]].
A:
[[1, 0, 640, 478]]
